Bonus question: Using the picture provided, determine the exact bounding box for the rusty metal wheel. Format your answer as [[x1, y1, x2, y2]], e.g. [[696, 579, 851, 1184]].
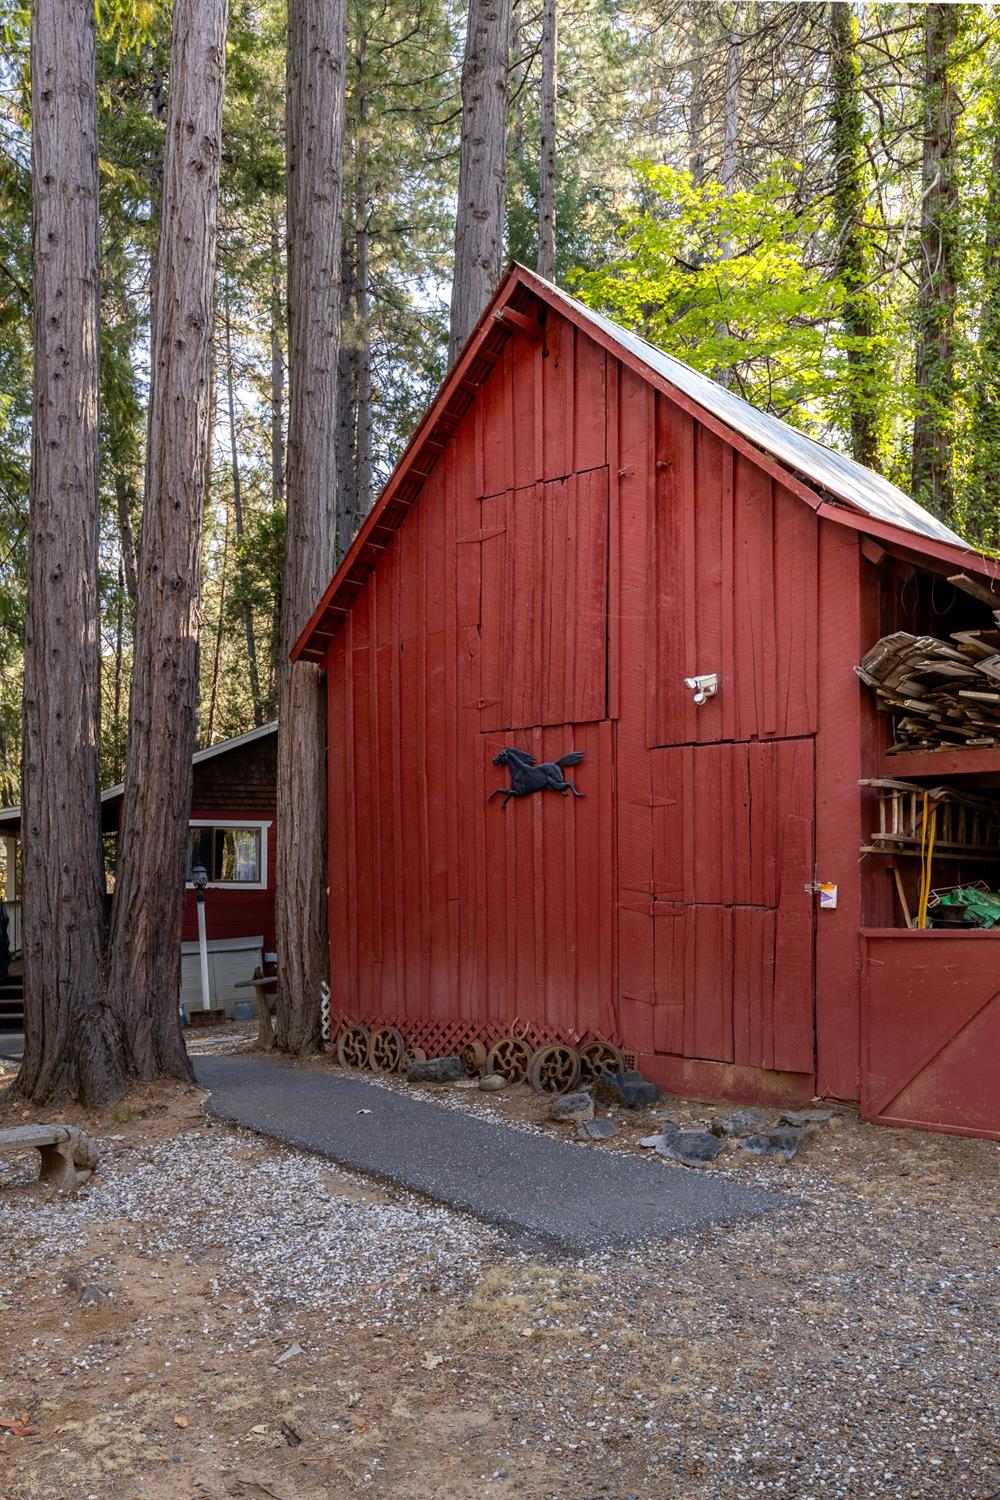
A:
[[368, 1024, 405, 1074], [528, 1043, 581, 1095], [401, 1045, 426, 1074], [578, 1040, 626, 1080], [336, 1023, 371, 1069], [486, 1035, 533, 1084], [462, 1040, 488, 1077]]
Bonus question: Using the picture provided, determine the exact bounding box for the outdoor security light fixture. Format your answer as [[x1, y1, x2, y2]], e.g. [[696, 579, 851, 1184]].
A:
[[684, 672, 719, 706], [190, 863, 211, 1008]]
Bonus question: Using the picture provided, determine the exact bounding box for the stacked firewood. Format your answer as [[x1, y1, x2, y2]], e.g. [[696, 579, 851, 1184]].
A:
[[857, 627, 1000, 750]]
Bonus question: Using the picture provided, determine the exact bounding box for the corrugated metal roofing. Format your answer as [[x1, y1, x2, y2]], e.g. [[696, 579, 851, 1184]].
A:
[[540, 277, 971, 551]]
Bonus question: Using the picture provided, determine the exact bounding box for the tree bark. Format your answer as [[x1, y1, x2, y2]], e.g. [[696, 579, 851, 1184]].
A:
[[966, 79, 1000, 546], [103, 0, 228, 1082], [277, 0, 347, 1054], [223, 287, 264, 725], [270, 212, 285, 511], [18, 0, 119, 1104], [537, 0, 557, 281], [829, 0, 880, 471], [911, 1, 960, 520], [448, 0, 512, 366], [720, 14, 740, 192]]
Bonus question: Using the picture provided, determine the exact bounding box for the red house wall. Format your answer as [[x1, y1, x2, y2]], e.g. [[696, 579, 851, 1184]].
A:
[[324, 310, 864, 1098]]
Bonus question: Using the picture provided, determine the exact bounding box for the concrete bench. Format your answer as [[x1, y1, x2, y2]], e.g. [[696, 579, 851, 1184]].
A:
[[0, 1123, 99, 1189]]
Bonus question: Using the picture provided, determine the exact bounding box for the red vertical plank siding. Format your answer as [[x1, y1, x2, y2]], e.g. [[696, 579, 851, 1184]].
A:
[[814, 521, 865, 1100], [323, 318, 831, 1102], [614, 371, 657, 1053], [542, 314, 574, 481], [574, 334, 607, 471]]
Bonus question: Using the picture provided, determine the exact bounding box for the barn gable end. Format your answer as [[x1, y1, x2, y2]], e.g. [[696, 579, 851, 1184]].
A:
[[311, 267, 1000, 1139]]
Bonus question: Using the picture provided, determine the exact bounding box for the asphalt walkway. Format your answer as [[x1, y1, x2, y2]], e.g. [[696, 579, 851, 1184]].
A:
[[195, 1055, 788, 1254]]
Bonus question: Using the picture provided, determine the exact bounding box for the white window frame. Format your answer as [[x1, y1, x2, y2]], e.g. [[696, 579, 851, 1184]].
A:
[[186, 819, 271, 891]]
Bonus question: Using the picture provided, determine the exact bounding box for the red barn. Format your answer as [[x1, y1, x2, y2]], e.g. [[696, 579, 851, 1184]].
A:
[[295, 266, 1000, 1141]]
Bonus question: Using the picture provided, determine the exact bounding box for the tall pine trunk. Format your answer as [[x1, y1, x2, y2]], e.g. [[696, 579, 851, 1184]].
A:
[[223, 287, 264, 725], [104, 0, 228, 1081], [276, 0, 347, 1054], [965, 79, 1000, 546], [270, 213, 285, 511], [830, 0, 880, 470], [448, 0, 511, 365], [911, 2, 960, 520], [537, 0, 557, 281], [18, 0, 118, 1104]]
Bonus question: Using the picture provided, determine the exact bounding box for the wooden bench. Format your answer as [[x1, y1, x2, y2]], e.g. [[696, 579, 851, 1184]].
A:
[[0, 1123, 99, 1189], [233, 973, 278, 1049]]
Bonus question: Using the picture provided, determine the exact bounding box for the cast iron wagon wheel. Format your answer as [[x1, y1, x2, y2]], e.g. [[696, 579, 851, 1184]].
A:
[[368, 1024, 405, 1074], [336, 1023, 371, 1070], [578, 1040, 626, 1080], [401, 1045, 426, 1074], [527, 1043, 581, 1095], [486, 1035, 533, 1084], [462, 1040, 488, 1077]]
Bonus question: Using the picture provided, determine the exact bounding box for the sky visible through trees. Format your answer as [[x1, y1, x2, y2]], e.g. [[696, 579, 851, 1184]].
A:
[[1, 0, 999, 808]]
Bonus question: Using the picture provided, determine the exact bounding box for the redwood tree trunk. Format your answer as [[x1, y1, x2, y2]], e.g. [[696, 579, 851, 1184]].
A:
[[448, 0, 511, 366], [829, 1, 880, 471], [537, 0, 557, 281], [103, 0, 228, 1080], [911, 2, 960, 520], [18, 0, 119, 1104], [276, 0, 347, 1054]]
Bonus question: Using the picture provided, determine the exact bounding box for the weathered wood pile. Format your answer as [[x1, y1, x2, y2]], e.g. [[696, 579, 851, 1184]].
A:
[[857, 626, 1000, 750]]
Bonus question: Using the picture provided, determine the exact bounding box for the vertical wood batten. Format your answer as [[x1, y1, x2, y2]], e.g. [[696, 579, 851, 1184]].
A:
[[815, 522, 864, 1099]]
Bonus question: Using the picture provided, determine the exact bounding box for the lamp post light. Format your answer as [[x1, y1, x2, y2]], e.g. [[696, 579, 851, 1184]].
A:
[[191, 863, 211, 1011]]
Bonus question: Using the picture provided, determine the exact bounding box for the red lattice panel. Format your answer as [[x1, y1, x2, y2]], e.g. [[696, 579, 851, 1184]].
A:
[[331, 1012, 622, 1058]]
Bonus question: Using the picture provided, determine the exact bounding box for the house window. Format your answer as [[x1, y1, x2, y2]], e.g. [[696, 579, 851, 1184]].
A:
[[187, 824, 266, 887]]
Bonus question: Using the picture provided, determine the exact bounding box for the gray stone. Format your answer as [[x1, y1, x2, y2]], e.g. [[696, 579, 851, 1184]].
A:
[[638, 1121, 681, 1151], [741, 1127, 808, 1160], [549, 1091, 594, 1123], [592, 1069, 661, 1111], [79, 1284, 112, 1308], [576, 1119, 618, 1140], [478, 1073, 509, 1091], [780, 1108, 837, 1127], [660, 1129, 727, 1166], [407, 1055, 464, 1083], [710, 1107, 769, 1138]]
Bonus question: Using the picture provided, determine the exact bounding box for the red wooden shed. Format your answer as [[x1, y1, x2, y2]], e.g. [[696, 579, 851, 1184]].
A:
[[296, 266, 1000, 1141]]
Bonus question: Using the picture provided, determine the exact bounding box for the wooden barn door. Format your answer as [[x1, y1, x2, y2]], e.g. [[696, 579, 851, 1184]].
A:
[[478, 468, 609, 731], [472, 467, 615, 1042], [619, 738, 816, 1074]]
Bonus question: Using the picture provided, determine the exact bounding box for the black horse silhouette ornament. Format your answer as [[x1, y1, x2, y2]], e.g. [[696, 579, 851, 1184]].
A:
[[489, 747, 584, 808]]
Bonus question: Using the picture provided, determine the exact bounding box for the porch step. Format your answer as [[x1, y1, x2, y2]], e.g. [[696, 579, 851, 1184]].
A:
[[0, 978, 24, 1030]]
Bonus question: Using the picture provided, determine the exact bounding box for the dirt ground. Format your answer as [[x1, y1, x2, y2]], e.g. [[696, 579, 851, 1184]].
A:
[[1, 1035, 998, 1500]]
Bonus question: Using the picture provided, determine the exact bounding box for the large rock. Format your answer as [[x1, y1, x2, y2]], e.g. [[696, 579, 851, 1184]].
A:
[[407, 1055, 464, 1084], [592, 1070, 660, 1111], [740, 1127, 807, 1160], [479, 1072, 508, 1092], [549, 1091, 594, 1123], [780, 1108, 837, 1127], [710, 1107, 769, 1139], [576, 1118, 618, 1141], [659, 1129, 727, 1166]]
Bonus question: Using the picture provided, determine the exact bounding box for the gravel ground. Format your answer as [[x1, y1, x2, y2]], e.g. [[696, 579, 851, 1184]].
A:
[[0, 1062, 997, 1500]]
